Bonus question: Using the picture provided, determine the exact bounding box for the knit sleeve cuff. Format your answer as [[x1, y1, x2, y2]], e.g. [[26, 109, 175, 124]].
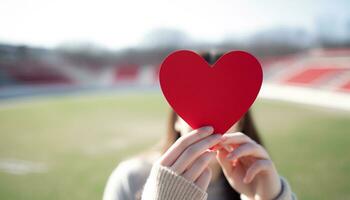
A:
[[272, 176, 297, 200], [240, 176, 297, 200], [141, 164, 208, 200]]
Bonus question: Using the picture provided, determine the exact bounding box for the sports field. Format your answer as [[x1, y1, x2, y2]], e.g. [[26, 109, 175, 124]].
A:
[[0, 92, 349, 200]]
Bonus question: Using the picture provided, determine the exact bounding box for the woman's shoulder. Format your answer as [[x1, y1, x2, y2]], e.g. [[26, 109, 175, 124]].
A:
[[110, 151, 160, 182], [103, 151, 160, 200]]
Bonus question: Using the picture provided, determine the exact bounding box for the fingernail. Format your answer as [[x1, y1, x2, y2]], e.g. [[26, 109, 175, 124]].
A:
[[232, 159, 238, 167], [202, 126, 213, 132], [243, 177, 249, 184]]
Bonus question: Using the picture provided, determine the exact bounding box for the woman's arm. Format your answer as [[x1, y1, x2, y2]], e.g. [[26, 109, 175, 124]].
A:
[[142, 163, 209, 200], [141, 126, 221, 200]]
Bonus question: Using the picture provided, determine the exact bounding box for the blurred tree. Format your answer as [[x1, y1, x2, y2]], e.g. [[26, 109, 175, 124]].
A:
[[141, 28, 191, 49]]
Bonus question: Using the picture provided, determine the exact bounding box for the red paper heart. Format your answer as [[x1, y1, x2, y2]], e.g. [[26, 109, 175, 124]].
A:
[[159, 50, 263, 134]]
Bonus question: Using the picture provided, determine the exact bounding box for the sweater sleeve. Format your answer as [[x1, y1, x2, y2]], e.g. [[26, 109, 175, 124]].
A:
[[272, 176, 297, 200], [240, 176, 297, 200], [141, 164, 208, 200]]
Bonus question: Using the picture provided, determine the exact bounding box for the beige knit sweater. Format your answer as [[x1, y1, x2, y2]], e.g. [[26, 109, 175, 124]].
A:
[[103, 156, 297, 200], [141, 163, 296, 200]]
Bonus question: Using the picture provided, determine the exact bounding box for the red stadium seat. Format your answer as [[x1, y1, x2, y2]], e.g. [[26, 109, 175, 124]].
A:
[[339, 80, 350, 92], [283, 68, 346, 86], [115, 65, 139, 81]]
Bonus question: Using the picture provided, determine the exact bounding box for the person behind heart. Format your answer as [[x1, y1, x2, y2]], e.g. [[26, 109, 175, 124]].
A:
[[103, 51, 297, 200]]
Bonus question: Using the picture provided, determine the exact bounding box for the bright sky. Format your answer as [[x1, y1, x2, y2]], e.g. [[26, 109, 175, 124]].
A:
[[0, 0, 349, 49]]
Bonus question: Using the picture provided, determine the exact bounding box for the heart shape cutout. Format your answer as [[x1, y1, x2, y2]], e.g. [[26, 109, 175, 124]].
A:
[[159, 50, 263, 134]]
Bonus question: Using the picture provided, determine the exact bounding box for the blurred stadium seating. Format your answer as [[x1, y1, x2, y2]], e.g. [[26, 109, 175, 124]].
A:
[[0, 44, 349, 99], [262, 49, 350, 93]]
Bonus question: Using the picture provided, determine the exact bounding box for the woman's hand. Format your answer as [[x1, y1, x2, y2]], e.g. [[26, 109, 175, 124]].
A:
[[156, 126, 222, 191], [216, 132, 282, 200]]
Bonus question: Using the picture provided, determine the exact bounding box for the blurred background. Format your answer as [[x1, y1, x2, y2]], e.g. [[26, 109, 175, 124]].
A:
[[0, 0, 349, 199]]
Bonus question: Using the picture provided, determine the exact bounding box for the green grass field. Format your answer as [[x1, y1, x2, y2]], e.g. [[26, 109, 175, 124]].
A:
[[0, 92, 349, 200]]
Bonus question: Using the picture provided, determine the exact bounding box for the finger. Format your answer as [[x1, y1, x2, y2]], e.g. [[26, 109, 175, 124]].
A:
[[171, 134, 222, 173], [159, 126, 214, 166], [216, 148, 233, 175], [221, 132, 254, 145], [213, 143, 238, 152], [222, 144, 234, 152], [195, 167, 212, 191], [243, 159, 272, 183], [226, 142, 269, 160], [182, 151, 216, 181]]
